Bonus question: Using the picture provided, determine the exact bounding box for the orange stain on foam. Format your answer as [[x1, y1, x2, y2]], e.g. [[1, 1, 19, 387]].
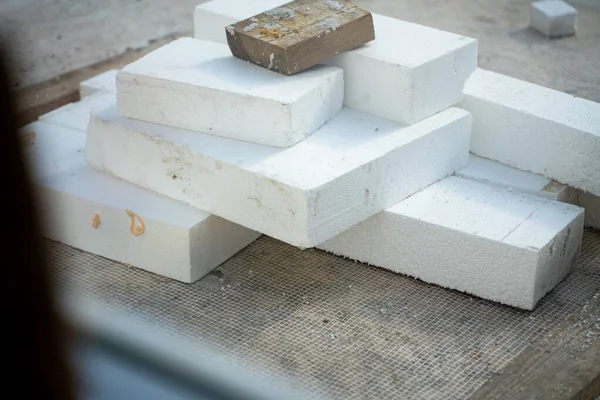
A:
[[92, 214, 101, 228], [126, 210, 145, 236]]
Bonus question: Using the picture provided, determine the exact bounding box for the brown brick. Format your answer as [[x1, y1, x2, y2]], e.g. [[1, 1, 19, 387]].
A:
[[225, 0, 375, 75]]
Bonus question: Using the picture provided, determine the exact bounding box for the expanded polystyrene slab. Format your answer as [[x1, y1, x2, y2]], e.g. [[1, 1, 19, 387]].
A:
[[194, 0, 286, 44], [462, 68, 600, 196], [22, 121, 260, 283], [325, 14, 478, 125], [319, 176, 585, 310], [116, 38, 344, 148], [530, 0, 577, 38], [193, 3, 478, 126], [39, 92, 115, 132], [79, 69, 118, 98], [85, 103, 471, 248], [456, 154, 577, 203]]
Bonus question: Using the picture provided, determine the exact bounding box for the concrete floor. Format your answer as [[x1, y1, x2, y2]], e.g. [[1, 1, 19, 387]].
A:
[[0, 0, 599, 102], [0, 0, 199, 88]]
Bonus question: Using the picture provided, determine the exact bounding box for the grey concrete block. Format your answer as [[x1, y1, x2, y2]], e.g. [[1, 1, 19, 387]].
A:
[[530, 0, 578, 38]]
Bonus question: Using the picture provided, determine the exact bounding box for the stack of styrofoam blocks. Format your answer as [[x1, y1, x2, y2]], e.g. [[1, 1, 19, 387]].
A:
[[190, 0, 593, 310], [24, 0, 592, 311], [25, 1, 476, 283], [84, 27, 476, 247], [79, 0, 481, 250]]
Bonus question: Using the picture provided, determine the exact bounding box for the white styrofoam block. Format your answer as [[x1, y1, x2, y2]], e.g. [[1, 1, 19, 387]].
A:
[[195, 4, 478, 126], [462, 68, 600, 196], [319, 176, 585, 310], [79, 69, 118, 98], [456, 154, 577, 203], [85, 103, 471, 248], [530, 0, 577, 38], [22, 121, 260, 283], [325, 13, 478, 125], [39, 92, 115, 132], [117, 38, 344, 148], [194, 0, 286, 43], [578, 191, 600, 229]]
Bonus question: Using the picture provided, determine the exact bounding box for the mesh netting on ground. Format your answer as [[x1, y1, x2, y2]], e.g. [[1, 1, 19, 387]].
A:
[[51, 229, 600, 399]]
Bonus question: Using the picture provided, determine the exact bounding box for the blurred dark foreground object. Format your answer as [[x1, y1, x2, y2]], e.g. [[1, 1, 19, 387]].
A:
[[0, 46, 77, 399]]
